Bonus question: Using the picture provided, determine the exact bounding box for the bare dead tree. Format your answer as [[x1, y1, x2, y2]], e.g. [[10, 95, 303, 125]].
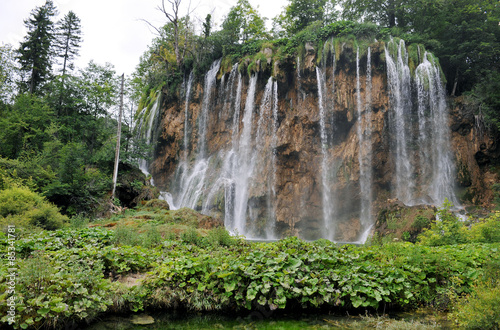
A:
[[158, 0, 182, 66]]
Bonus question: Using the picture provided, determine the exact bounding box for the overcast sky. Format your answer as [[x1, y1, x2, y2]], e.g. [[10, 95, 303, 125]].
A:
[[0, 0, 287, 76]]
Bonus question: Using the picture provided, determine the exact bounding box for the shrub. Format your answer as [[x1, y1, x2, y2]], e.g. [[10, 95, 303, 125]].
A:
[[450, 258, 500, 329], [467, 212, 500, 243], [112, 225, 141, 246], [181, 227, 202, 245], [206, 227, 236, 247], [417, 200, 467, 246], [0, 186, 68, 230], [143, 225, 163, 248]]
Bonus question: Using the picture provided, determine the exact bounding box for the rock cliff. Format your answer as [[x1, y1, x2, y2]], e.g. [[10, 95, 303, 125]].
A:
[[142, 38, 498, 242]]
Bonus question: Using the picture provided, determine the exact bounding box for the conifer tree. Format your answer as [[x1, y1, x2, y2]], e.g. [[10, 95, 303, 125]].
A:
[[55, 11, 82, 77], [54, 11, 82, 112], [17, 0, 57, 95]]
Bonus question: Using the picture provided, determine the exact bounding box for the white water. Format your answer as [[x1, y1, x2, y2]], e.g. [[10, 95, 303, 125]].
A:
[[183, 71, 194, 160], [385, 39, 416, 204], [169, 60, 221, 210], [316, 66, 335, 240], [232, 74, 258, 234], [138, 92, 161, 176], [198, 59, 222, 158], [415, 52, 459, 206], [386, 39, 458, 207], [356, 47, 374, 238]]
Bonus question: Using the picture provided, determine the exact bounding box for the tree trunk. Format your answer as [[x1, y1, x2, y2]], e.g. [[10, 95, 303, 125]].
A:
[[112, 74, 124, 199], [451, 67, 459, 97]]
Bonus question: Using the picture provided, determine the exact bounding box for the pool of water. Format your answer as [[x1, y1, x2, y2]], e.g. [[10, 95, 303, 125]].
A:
[[85, 309, 452, 329]]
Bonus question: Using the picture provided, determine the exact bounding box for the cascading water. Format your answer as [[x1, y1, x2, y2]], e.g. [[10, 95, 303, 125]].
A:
[[231, 74, 258, 234], [138, 91, 162, 177], [316, 66, 335, 240], [415, 52, 458, 206], [147, 39, 460, 243], [386, 39, 458, 206], [169, 59, 221, 210], [268, 79, 279, 238], [183, 71, 194, 159], [385, 39, 416, 204], [356, 47, 374, 242]]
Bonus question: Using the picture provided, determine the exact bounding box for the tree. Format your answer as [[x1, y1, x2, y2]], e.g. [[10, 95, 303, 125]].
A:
[[77, 61, 118, 118], [17, 0, 57, 95], [273, 0, 339, 37], [53, 11, 82, 113], [203, 14, 212, 39], [158, 0, 183, 67], [77, 61, 118, 156], [221, 0, 267, 44], [340, 0, 417, 28], [0, 44, 18, 104], [55, 11, 82, 77]]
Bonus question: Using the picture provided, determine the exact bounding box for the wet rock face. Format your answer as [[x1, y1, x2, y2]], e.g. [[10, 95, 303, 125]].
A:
[[148, 42, 498, 241], [450, 97, 499, 206]]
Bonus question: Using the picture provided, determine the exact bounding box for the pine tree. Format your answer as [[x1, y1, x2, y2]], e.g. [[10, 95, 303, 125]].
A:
[[55, 11, 82, 77], [17, 0, 57, 95], [54, 11, 82, 112]]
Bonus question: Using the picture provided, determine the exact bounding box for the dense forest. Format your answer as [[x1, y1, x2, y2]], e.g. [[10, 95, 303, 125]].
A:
[[1, 0, 500, 329]]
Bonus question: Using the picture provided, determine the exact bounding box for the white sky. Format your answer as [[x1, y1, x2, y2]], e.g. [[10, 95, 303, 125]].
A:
[[0, 0, 288, 76]]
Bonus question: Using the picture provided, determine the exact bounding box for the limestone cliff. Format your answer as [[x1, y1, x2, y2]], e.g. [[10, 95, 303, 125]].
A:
[[142, 38, 498, 242]]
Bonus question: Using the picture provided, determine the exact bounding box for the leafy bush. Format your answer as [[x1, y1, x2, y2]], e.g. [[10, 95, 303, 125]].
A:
[[0, 251, 112, 329], [418, 202, 500, 246], [112, 225, 142, 246], [1, 225, 498, 329], [450, 257, 500, 329], [206, 227, 236, 247], [417, 200, 467, 246], [467, 212, 500, 243], [0, 186, 68, 230], [181, 227, 202, 245]]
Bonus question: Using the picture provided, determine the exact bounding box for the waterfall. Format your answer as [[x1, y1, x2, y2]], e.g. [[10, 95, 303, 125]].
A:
[[385, 39, 415, 204], [138, 91, 161, 176], [183, 71, 194, 159], [169, 59, 221, 210], [316, 66, 335, 240], [415, 52, 458, 206], [232, 74, 259, 235], [386, 39, 458, 207], [198, 59, 222, 158], [297, 56, 304, 103], [268, 79, 279, 238], [356, 47, 374, 243], [146, 39, 459, 243]]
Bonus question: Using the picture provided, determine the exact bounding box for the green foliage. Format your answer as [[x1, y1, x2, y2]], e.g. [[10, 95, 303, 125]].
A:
[[450, 257, 500, 329], [418, 202, 500, 246], [417, 200, 467, 246], [467, 212, 500, 243], [1, 223, 499, 329], [16, 0, 57, 95], [206, 227, 236, 247], [467, 72, 500, 131], [180, 227, 202, 245], [414, 215, 431, 229], [221, 0, 267, 44], [0, 186, 68, 230], [112, 225, 142, 246]]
